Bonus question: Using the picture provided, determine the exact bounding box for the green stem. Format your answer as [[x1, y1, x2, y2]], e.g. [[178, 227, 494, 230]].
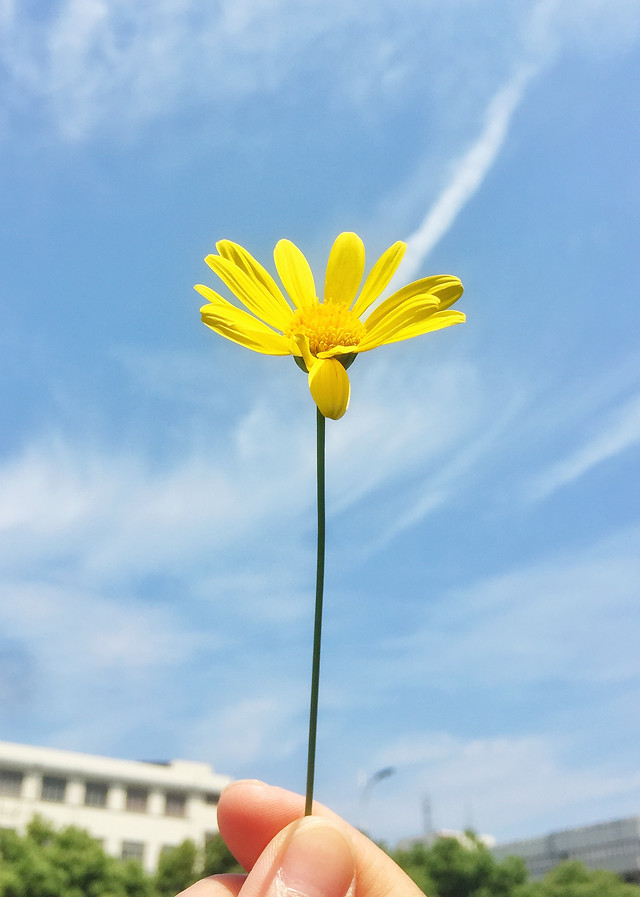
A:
[[305, 407, 326, 816]]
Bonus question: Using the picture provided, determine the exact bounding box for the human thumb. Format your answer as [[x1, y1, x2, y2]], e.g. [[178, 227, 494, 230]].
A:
[[240, 816, 356, 897]]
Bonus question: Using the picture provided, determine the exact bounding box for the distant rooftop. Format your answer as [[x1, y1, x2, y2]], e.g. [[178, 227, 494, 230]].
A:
[[0, 739, 233, 873], [492, 815, 640, 882], [0, 740, 223, 788]]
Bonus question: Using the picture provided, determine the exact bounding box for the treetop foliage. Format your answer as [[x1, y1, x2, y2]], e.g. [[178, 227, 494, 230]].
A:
[[390, 834, 640, 897], [1, 818, 638, 897]]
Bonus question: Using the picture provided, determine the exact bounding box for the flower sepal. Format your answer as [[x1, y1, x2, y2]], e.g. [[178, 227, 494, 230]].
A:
[[294, 351, 358, 374]]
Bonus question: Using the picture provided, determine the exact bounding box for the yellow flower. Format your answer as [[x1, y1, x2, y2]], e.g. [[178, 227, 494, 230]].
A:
[[196, 232, 465, 420]]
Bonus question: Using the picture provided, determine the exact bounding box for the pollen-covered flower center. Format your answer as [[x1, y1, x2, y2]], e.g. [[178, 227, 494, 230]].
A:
[[285, 302, 366, 356]]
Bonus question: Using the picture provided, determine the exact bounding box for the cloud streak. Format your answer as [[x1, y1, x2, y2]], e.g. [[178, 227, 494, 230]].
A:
[[374, 523, 640, 698], [1, 0, 637, 146], [363, 731, 640, 843], [0, 0, 471, 141], [400, 63, 536, 278], [0, 352, 485, 583], [395, 0, 640, 274], [526, 391, 640, 501]]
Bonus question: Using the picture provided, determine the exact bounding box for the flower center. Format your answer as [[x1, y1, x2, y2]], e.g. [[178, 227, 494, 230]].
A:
[[285, 302, 366, 356]]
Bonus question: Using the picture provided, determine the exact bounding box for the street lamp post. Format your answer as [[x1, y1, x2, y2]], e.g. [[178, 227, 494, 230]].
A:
[[359, 766, 395, 835]]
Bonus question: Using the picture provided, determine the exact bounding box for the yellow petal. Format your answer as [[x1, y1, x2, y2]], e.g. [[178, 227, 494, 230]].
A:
[[293, 333, 315, 370], [359, 296, 439, 349], [205, 255, 292, 331], [196, 285, 291, 355], [324, 232, 365, 306], [216, 240, 294, 314], [274, 239, 317, 309], [308, 358, 350, 420], [351, 241, 406, 317], [360, 308, 466, 350], [426, 277, 465, 312], [365, 275, 463, 331]]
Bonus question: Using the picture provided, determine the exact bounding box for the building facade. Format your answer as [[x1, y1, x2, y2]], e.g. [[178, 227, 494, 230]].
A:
[[0, 740, 232, 872], [492, 816, 640, 882]]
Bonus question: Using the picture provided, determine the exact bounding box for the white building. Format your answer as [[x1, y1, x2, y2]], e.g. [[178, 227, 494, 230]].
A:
[[0, 739, 233, 872], [492, 816, 640, 882]]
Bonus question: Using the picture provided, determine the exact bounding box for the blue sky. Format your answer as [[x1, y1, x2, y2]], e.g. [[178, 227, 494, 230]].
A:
[[1, 0, 640, 848]]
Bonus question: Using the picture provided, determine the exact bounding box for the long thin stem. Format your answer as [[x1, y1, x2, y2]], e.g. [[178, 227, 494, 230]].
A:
[[305, 407, 326, 816]]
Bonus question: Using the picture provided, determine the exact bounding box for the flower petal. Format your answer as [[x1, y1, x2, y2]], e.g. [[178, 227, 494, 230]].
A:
[[217, 240, 294, 315], [205, 255, 292, 332], [316, 345, 361, 358], [360, 306, 466, 350], [364, 275, 463, 331], [196, 285, 291, 355], [359, 295, 439, 349], [428, 277, 465, 312], [350, 241, 406, 317], [324, 232, 365, 306], [293, 333, 314, 369], [308, 358, 350, 420], [274, 239, 317, 309]]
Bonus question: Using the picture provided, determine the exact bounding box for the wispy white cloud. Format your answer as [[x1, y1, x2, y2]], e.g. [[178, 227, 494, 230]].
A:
[[0, 349, 487, 582], [393, 0, 640, 275], [380, 524, 640, 691], [186, 692, 307, 775], [361, 731, 640, 843], [528, 0, 640, 61], [0, 575, 209, 755], [365, 376, 520, 549], [0, 349, 495, 760], [526, 391, 640, 502], [4, 0, 636, 143], [400, 64, 536, 279], [0, 579, 202, 679], [328, 356, 483, 515], [0, 0, 429, 140]]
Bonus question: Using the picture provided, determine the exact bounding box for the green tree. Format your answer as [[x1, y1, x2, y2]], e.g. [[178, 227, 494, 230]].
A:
[[119, 860, 157, 897], [514, 860, 640, 897], [155, 841, 199, 897], [0, 819, 155, 897], [0, 819, 66, 897], [392, 833, 527, 897], [202, 833, 243, 876], [391, 842, 437, 894], [46, 824, 129, 897]]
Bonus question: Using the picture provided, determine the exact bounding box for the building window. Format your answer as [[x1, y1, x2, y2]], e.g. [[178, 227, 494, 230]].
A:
[[41, 776, 67, 802], [205, 791, 221, 805], [121, 840, 145, 863], [126, 787, 148, 812], [0, 769, 23, 797], [165, 791, 187, 817], [84, 781, 109, 808]]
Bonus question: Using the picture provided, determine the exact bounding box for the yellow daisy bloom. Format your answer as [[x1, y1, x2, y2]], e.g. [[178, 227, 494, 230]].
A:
[[196, 232, 465, 420]]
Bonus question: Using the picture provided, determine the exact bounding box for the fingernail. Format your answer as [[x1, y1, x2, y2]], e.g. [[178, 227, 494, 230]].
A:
[[277, 819, 355, 897], [221, 778, 265, 796]]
